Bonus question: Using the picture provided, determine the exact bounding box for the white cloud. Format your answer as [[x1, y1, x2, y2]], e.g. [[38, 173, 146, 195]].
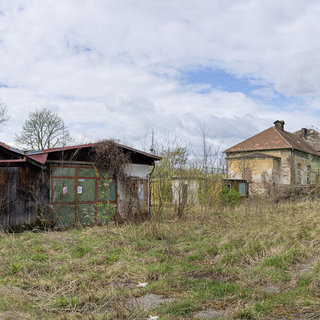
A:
[[0, 0, 320, 153]]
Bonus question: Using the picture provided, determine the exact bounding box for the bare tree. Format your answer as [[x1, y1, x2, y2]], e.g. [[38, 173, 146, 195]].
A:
[[15, 107, 73, 150], [0, 101, 9, 128], [192, 121, 225, 174]]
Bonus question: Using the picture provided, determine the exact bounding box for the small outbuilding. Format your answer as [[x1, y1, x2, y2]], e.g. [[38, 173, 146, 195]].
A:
[[0, 141, 160, 230], [223, 178, 249, 197]]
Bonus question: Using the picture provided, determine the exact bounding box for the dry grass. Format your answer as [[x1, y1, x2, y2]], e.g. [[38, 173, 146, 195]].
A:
[[1, 199, 320, 319]]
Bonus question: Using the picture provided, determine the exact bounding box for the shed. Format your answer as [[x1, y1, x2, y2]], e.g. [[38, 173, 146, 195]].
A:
[[223, 179, 249, 197], [0, 141, 160, 230]]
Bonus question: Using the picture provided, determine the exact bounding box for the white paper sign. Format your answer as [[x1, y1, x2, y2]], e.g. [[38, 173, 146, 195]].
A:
[[62, 186, 68, 195]]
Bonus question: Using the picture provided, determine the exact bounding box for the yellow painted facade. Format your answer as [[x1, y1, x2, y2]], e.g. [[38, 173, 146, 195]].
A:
[[227, 149, 320, 195], [293, 150, 320, 184]]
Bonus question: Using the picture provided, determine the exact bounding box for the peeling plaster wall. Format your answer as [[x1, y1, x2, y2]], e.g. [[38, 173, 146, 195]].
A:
[[272, 158, 280, 184], [227, 149, 320, 195], [293, 150, 320, 185], [227, 156, 277, 195]]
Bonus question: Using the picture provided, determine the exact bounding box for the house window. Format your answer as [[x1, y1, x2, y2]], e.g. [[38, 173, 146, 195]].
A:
[[296, 163, 301, 184], [307, 166, 311, 184]]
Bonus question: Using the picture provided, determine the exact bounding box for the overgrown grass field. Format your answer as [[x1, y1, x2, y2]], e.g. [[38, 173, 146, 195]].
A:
[[1, 200, 320, 319]]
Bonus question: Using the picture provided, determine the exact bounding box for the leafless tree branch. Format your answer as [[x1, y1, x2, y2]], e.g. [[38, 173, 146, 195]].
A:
[[15, 107, 73, 150]]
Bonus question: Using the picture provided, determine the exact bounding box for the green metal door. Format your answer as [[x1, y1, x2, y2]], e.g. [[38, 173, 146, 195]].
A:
[[51, 165, 117, 228]]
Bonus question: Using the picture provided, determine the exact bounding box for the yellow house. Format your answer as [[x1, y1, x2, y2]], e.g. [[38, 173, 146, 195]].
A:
[[225, 121, 320, 195]]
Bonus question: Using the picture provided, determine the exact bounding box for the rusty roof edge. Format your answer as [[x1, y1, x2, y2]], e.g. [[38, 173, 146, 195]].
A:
[[0, 141, 161, 167], [0, 143, 46, 167], [113, 142, 162, 160], [28, 141, 162, 161], [0, 142, 25, 158], [0, 158, 26, 163]]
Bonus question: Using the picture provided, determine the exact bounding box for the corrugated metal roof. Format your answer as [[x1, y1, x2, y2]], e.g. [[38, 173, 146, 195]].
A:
[[0, 141, 161, 166], [26, 142, 161, 161], [0, 142, 24, 156], [27, 153, 48, 164], [225, 127, 320, 156]]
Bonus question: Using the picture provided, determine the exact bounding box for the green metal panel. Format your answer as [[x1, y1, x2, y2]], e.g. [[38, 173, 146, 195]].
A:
[[52, 178, 75, 202], [77, 179, 96, 202], [53, 204, 75, 228], [78, 203, 95, 225], [97, 203, 116, 225], [78, 167, 97, 178], [52, 166, 75, 177], [96, 169, 113, 178], [97, 179, 116, 201], [51, 164, 117, 228], [77, 167, 113, 178]]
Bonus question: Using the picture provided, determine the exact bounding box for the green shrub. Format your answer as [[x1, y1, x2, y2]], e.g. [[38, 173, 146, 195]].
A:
[[220, 186, 241, 207]]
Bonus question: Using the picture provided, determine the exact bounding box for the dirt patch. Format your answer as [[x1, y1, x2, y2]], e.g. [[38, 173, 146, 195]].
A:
[[0, 286, 31, 298], [0, 312, 29, 320], [272, 306, 320, 320], [276, 312, 320, 320], [183, 269, 239, 282], [293, 255, 320, 273], [260, 285, 281, 294], [125, 294, 174, 312], [193, 307, 224, 319]]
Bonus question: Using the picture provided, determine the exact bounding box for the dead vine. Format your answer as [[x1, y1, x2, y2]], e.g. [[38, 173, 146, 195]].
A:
[[92, 140, 130, 185]]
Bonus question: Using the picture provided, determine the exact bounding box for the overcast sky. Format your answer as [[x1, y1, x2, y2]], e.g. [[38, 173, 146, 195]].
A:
[[1, 0, 320, 153]]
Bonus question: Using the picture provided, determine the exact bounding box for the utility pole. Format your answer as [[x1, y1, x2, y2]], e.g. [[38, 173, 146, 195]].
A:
[[150, 129, 155, 153]]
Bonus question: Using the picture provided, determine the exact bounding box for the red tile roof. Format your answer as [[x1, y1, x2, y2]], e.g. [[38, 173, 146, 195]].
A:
[[225, 127, 320, 156]]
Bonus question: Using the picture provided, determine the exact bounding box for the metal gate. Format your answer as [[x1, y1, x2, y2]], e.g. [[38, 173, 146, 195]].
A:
[[51, 165, 117, 228]]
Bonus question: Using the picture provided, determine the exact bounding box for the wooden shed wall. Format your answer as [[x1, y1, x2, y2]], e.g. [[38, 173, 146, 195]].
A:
[[0, 166, 50, 230]]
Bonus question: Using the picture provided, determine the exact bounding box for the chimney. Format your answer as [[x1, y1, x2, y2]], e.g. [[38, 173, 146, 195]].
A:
[[301, 128, 308, 139], [274, 120, 285, 131]]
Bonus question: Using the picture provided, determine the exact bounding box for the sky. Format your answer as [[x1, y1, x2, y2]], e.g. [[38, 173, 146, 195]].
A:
[[1, 0, 320, 154]]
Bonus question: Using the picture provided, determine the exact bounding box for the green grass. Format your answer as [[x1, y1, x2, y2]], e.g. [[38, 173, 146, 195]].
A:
[[1, 199, 320, 318]]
